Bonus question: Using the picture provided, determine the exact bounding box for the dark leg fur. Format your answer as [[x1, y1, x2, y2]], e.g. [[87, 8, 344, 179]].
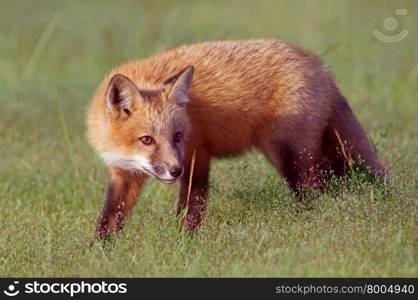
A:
[[260, 94, 386, 196], [279, 143, 325, 193], [95, 168, 147, 238], [322, 97, 387, 178], [176, 147, 211, 231], [258, 134, 326, 196]]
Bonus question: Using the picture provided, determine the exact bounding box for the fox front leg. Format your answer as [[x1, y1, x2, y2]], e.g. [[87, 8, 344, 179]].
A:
[[95, 167, 147, 238], [176, 148, 211, 231]]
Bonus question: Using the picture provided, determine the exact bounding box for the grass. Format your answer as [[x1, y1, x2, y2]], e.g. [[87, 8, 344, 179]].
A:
[[0, 0, 417, 277]]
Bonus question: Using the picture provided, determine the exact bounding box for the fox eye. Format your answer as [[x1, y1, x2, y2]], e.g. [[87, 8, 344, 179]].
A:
[[173, 132, 182, 143], [139, 136, 154, 145]]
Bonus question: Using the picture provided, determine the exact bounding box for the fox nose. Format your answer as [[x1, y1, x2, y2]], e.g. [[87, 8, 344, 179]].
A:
[[169, 166, 183, 178]]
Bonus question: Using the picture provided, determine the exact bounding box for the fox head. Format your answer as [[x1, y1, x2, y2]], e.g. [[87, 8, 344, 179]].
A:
[[88, 65, 194, 184]]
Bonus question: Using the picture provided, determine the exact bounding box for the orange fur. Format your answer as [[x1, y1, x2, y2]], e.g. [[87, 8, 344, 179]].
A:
[[87, 39, 387, 237]]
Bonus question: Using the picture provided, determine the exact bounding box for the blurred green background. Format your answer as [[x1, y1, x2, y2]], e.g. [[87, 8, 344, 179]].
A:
[[0, 0, 417, 277]]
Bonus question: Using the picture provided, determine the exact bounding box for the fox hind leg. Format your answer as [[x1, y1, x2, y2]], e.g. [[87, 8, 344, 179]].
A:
[[259, 135, 326, 195], [322, 97, 388, 178]]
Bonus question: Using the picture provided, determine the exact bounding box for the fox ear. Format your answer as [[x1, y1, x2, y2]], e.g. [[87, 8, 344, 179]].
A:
[[105, 74, 138, 120], [164, 65, 194, 106]]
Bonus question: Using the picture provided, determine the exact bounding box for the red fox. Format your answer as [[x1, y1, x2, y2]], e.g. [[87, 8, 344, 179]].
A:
[[87, 39, 387, 238]]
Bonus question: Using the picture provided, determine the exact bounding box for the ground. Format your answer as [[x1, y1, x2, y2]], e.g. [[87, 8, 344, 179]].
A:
[[0, 0, 417, 276]]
